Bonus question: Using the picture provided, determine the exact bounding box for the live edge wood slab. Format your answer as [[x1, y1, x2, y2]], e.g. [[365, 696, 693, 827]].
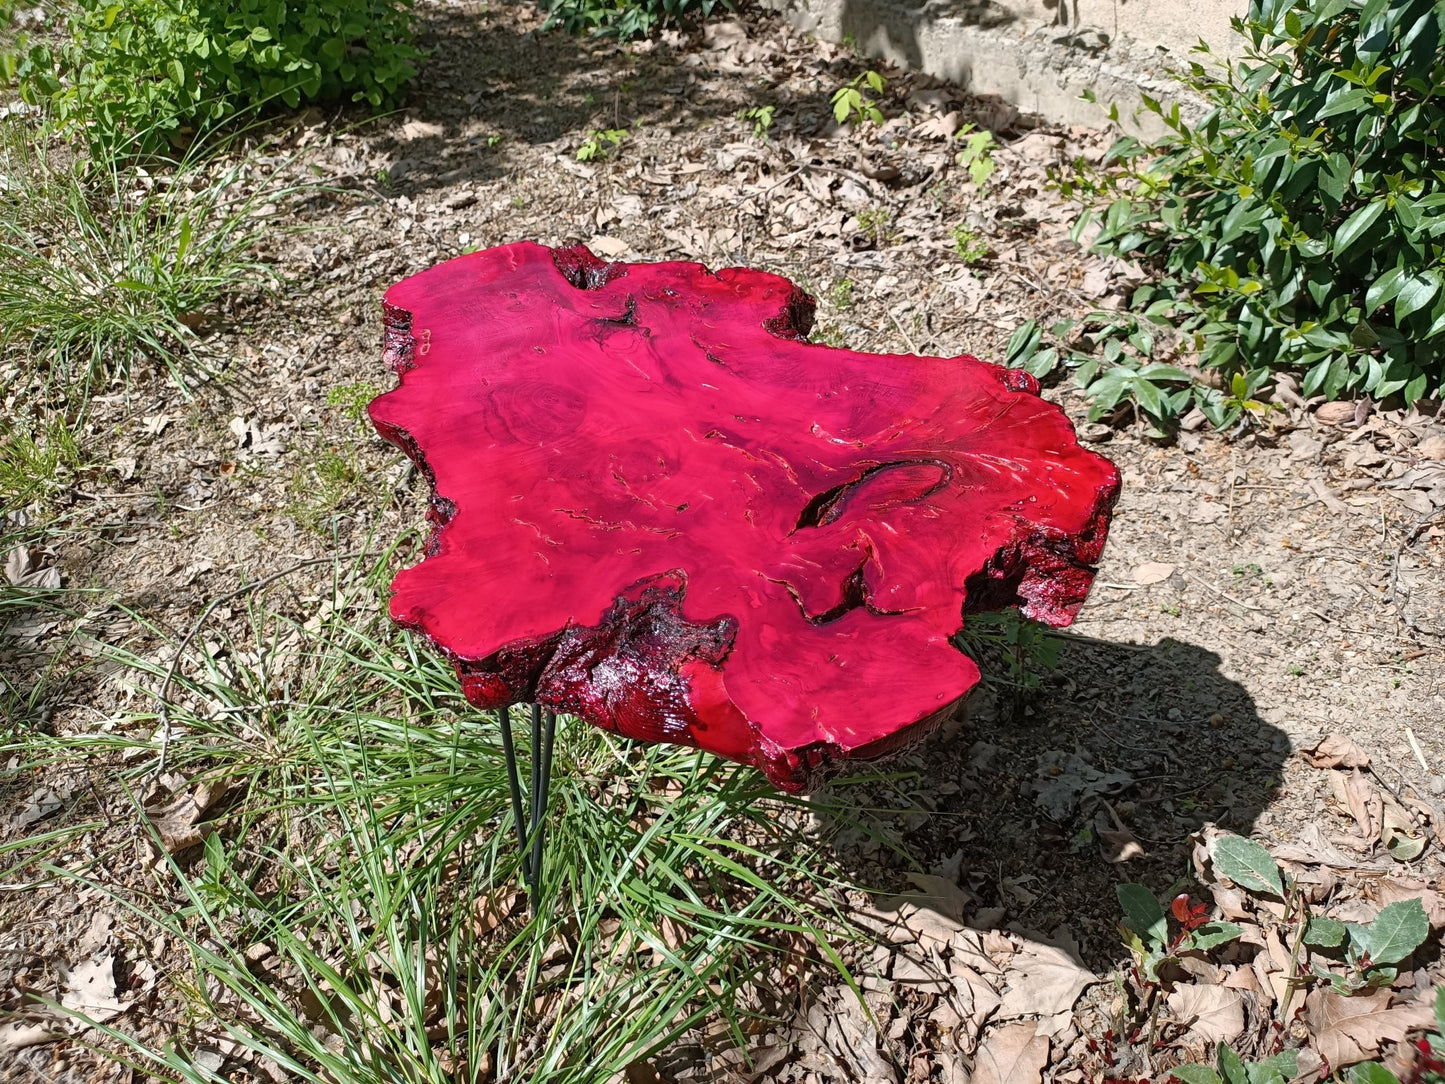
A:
[[369, 241, 1121, 792]]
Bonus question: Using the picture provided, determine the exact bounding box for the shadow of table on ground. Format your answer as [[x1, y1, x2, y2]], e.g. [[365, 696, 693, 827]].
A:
[[819, 632, 1287, 973]]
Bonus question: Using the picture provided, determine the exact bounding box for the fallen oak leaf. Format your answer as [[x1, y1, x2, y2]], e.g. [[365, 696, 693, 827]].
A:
[[1306, 986, 1435, 1068], [1305, 734, 1371, 769], [143, 778, 229, 854], [997, 933, 1098, 1021], [61, 955, 128, 1023], [973, 1021, 1049, 1084], [1167, 984, 1245, 1045]]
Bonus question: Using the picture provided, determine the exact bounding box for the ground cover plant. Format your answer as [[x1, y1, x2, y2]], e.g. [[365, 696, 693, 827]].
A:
[[0, 117, 313, 408], [9, 0, 419, 151], [4, 553, 868, 1081], [540, 0, 731, 39], [1021, 0, 1445, 431]]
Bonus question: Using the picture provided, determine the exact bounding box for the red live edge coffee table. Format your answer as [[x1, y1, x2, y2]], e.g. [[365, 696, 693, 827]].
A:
[[369, 241, 1120, 899]]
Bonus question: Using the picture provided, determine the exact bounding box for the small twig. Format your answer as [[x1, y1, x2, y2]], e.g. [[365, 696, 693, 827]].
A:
[[1185, 570, 1263, 612], [887, 309, 920, 355], [151, 553, 361, 780], [1385, 507, 1445, 605]]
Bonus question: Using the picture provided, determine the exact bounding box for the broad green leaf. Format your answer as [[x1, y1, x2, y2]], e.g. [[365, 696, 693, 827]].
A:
[[1189, 921, 1243, 950], [1169, 1067, 1222, 1084], [1212, 835, 1284, 897], [1007, 321, 1041, 365], [1366, 266, 1406, 313], [1350, 1062, 1402, 1084], [1254, 1052, 1298, 1081], [1335, 201, 1388, 256], [1395, 271, 1441, 322], [1218, 1043, 1250, 1084], [1117, 883, 1167, 947], [1366, 898, 1428, 965], [1305, 916, 1348, 947]]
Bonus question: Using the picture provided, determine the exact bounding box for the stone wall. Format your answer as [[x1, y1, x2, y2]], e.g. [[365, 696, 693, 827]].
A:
[[759, 0, 1245, 132]]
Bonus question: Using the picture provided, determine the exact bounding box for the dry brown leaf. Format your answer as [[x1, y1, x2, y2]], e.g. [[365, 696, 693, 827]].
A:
[[1099, 827, 1146, 863], [905, 873, 974, 922], [1272, 823, 1393, 871], [1376, 879, 1445, 927], [1307, 986, 1435, 1068], [1329, 769, 1382, 840], [997, 937, 1098, 1020], [587, 236, 630, 258], [143, 781, 226, 854], [61, 956, 128, 1022], [1132, 561, 1175, 585], [896, 902, 967, 949], [1304, 734, 1371, 769], [1316, 401, 1358, 426], [973, 1022, 1049, 1084], [0, 1018, 61, 1052], [951, 966, 1003, 1053], [1209, 883, 1253, 921], [1167, 985, 1245, 1044]]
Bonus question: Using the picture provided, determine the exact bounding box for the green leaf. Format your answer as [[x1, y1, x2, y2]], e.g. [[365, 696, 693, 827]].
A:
[[1350, 1063, 1402, 1084], [1117, 883, 1168, 947], [1188, 921, 1243, 950], [1366, 898, 1428, 965], [1366, 266, 1406, 313], [1306, 916, 1348, 947], [1169, 1067, 1222, 1084], [1212, 835, 1284, 897], [1006, 321, 1042, 365], [1218, 1044, 1250, 1084], [1335, 201, 1388, 256], [1395, 271, 1441, 322]]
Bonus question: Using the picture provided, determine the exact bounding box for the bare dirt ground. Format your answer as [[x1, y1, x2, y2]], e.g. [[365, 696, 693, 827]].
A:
[[4, 1, 1445, 1081]]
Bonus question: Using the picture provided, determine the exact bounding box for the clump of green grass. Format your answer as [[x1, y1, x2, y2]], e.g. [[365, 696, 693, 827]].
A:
[[0, 410, 82, 512], [10, 549, 874, 1082], [0, 116, 311, 407]]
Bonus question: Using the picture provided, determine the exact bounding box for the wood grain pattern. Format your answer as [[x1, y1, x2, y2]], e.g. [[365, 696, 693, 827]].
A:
[[370, 241, 1120, 791]]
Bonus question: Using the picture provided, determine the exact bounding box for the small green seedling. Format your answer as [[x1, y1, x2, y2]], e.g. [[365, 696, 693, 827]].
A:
[[1305, 898, 1430, 994], [830, 277, 855, 311], [741, 105, 775, 139], [327, 380, 383, 427], [577, 128, 629, 162], [950, 224, 988, 263], [1117, 883, 1243, 982], [831, 71, 886, 126], [856, 207, 893, 246], [955, 123, 997, 190]]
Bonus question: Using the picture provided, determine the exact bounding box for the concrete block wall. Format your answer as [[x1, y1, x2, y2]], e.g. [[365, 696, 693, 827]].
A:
[[759, 0, 1246, 131]]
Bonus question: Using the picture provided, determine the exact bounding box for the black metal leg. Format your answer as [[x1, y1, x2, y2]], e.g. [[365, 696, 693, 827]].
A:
[[529, 708, 557, 893], [497, 707, 532, 886], [496, 704, 558, 908]]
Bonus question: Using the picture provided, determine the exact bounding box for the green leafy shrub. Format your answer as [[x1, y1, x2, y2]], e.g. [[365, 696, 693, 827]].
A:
[[12, 0, 418, 150], [541, 0, 730, 39], [1048, 0, 1445, 428]]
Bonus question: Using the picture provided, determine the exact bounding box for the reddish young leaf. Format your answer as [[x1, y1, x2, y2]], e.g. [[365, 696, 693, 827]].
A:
[[370, 242, 1120, 791]]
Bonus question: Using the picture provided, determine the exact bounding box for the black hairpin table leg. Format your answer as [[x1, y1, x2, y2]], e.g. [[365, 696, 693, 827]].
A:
[[496, 705, 558, 909]]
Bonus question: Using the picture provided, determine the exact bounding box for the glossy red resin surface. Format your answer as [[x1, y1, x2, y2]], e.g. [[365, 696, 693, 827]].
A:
[[370, 241, 1120, 791]]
